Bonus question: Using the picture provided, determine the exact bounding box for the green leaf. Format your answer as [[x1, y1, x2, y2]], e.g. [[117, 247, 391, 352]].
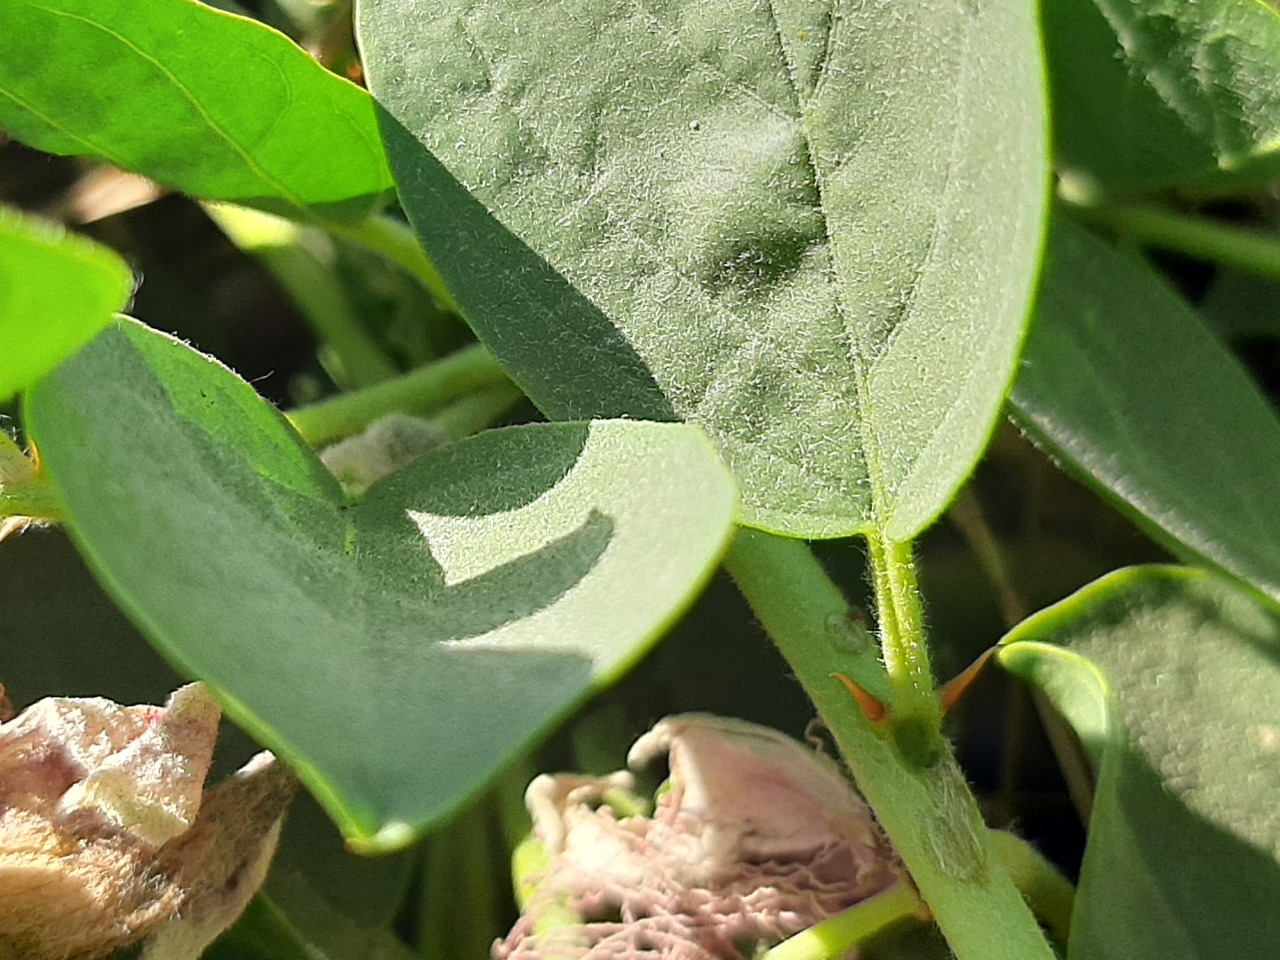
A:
[[1045, 0, 1280, 195], [1010, 217, 1280, 608], [0, 0, 392, 223], [998, 567, 1280, 960], [25, 320, 737, 850], [358, 0, 1048, 540], [0, 206, 131, 400]]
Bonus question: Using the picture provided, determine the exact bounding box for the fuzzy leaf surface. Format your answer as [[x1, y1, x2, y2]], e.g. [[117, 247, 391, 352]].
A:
[[999, 567, 1280, 960], [0, 0, 392, 223], [358, 0, 1047, 539], [25, 321, 737, 849], [1011, 218, 1280, 608]]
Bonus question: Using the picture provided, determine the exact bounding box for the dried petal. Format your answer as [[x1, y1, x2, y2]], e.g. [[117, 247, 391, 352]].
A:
[[142, 752, 297, 960], [498, 714, 902, 960], [0, 684, 293, 960]]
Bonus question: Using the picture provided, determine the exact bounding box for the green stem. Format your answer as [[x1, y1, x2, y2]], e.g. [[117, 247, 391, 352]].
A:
[[329, 213, 460, 313], [761, 882, 925, 960], [205, 203, 399, 388], [989, 830, 1075, 946], [0, 436, 62, 523], [866, 533, 942, 763], [432, 380, 526, 440], [725, 529, 1057, 960], [285, 344, 512, 446], [1065, 199, 1280, 279]]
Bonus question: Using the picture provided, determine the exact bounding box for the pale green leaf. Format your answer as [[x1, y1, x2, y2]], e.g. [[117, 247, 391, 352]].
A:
[[358, 0, 1048, 539], [999, 567, 1280, 960], [25, 320, 737, 848]]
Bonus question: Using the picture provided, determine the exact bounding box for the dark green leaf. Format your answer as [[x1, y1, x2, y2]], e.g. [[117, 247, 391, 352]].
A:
[[1045, 0, 1280, 195], [999, 567, 1280, 960], [25, 320, 737, 849], [1010, 218, 1280, 607], [0, 206, 131, 400], [359, 0, 1048, 539], [0, 0, 392, 223]]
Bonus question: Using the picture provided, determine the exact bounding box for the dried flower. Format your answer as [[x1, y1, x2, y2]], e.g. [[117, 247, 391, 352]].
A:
[[0, 683, 295, 960], [497, 714, 902, 960]]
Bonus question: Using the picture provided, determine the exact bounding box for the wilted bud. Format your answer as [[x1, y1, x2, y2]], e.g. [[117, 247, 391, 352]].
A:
[[0, 683, 295, 960], [319, 413, 450, 495], [497, 714, 903, 960]]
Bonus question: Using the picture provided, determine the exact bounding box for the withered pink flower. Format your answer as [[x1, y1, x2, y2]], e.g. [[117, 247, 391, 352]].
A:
[[497, 714, 903, 960], [0, 683, 295, 960]]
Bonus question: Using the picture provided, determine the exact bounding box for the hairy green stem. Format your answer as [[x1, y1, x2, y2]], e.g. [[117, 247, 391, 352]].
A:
[[205, 203, 399, 388], [761, 882, 925, 960], [285, 344, 511, 446], [1066, 199, 1280, 278], [725, 529, 1057, 960], [329, 213, 460, 313], [866, 534, 941, 760]]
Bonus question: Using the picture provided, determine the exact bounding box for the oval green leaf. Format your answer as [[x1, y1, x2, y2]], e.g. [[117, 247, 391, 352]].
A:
[[1010, 218, 1280, 609], [0, 206, 131, 401], [999, 566, 1280, 960], [25, 320, 737, 849], [358, 0, 1048, 540], [1046, 0, 1280, 195], [0, 0, 392, 223]]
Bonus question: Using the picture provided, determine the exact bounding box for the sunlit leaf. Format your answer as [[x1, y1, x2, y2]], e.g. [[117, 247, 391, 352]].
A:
[[0, 0, 392, 223], [359, 0, 1048, 539], [0, 206, 130, 400], [25, 320, 737, 849]]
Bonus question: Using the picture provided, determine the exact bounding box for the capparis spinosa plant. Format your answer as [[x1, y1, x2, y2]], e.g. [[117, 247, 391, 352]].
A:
[[1, 0, 1279, 957]]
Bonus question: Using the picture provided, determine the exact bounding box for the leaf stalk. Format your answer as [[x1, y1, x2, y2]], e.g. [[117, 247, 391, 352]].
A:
[[760, 882, 925, 960], [285, 343, 513, 446], [866, 533, 942, 763]]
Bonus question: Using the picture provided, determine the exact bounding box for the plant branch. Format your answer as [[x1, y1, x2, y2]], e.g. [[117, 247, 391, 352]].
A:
[[329, 213, 460, 313], [761, 882, 925, 960], [432, 380, 526, 440], [725, 529, 1057, 960], [205, 203, 399, 389], [989, 830, 1075, 947], [285, 344, 512, 446], [949, 487, 1095, 825], [1064, 198, 1280, 279]]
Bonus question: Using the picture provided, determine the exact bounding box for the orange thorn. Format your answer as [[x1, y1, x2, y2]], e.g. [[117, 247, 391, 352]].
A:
[[831, 673, 889, 723], [938, 646, 998, 715]]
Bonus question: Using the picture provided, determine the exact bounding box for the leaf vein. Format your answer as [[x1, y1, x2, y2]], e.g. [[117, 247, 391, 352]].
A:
[[27, 0, 306, 210]]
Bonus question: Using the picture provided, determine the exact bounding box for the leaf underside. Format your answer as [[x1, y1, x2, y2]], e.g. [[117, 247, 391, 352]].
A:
[[359, 0, 1047, 539], [25, 321, 737, 848], [1000, 566, 1280, 960]]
